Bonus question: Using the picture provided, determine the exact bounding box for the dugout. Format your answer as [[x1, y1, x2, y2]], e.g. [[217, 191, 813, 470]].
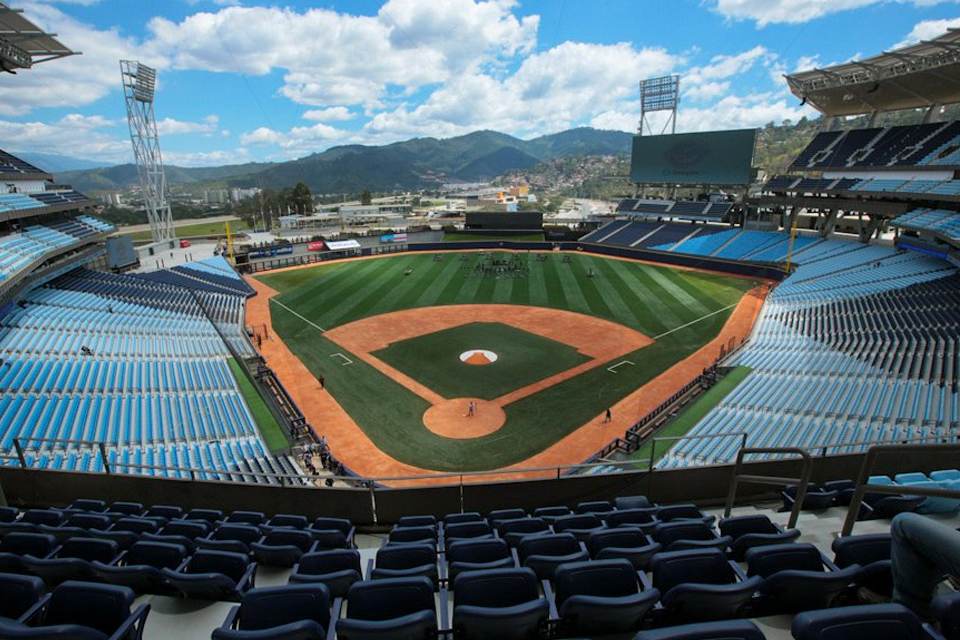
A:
[[464, 211, 543, 232]]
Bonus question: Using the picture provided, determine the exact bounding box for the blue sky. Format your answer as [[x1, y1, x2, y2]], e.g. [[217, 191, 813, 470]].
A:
[[2, 0, 959, 167]]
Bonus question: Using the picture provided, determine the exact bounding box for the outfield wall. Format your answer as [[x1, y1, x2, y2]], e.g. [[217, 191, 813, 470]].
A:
[[1, 446, 948, 526]]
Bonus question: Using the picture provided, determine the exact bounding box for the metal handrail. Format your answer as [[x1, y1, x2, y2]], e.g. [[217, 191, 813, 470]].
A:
[[724, 446, 812, 530], [648, 431, 749, 471], [806, 433, 955, 457], [840, 442, 960, 536]]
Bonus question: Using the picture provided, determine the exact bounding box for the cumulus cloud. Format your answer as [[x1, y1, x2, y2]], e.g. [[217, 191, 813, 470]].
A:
[[0, 114, 130, 163], [708, 0, 960, 26], [156, 115, 219, 135], [302, 107, 354, 122], [896, 17, 960, 47]]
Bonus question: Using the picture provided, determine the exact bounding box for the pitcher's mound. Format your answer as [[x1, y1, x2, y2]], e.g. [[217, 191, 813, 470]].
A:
[[423, 398, 506, 438], [460, 349, 498, 365]]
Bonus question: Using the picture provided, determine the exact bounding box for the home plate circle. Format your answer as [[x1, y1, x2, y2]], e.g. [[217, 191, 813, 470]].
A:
[[459, 349, 498, 365]]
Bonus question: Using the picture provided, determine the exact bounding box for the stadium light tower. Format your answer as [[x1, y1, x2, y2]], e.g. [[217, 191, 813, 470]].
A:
[[639, 75, 680, 136], [120, 60, 174, 244]]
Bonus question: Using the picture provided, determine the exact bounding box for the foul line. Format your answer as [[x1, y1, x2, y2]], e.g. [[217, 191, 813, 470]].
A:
[[270, 298, 325, 333], [652, 302, 739, 341]]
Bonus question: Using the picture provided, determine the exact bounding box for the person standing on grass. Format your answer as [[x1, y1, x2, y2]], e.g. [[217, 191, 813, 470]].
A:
[[603, 408, 612, 423]]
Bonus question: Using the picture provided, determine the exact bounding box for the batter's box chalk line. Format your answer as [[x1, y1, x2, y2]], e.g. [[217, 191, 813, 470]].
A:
[[330, 353, 353, 366], [607, 360, 635, 374]]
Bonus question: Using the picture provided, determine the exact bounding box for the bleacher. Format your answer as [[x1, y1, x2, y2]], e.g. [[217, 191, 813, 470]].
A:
[[0, 149, 47, 176], [791, 121, 960, 169], [584, 220, 725, 250], [0, 217, 113, 284], [892, 209, 960, 243], [0, 268, 296, 484]]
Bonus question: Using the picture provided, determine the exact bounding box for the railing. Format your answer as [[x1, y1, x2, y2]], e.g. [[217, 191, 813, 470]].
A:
[[724, 446, 812, 529], [839, 442, 960, 537]]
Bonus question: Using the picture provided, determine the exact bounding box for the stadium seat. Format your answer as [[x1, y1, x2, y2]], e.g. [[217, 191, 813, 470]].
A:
[[615, 495, 653, 510], [39, 512, 112, 542], [792, 603, 934, 640], [106, 502, 144, 518], [335, 576, 437, 640], [91, 517, 160, 550], [516, 532, 589, 579], [576, 500, 614, 515], [308, 518, 355, 549], [452, 567, 549, 640], [261, 514, 308, 532], [225, 511, 267, 526], [288, 549, 362, 598], [633, 619, 767, 640], [831, 533, 892, 596], [21, 537, 121, 586], [211, 583, 333, 640], [651, 548, 762, 621], [369, 542, 439, 587], [605, 507, 660, 532], [196, 523, 264, 554], [251, 529, 315, 567], [0, 573, 45, 623], [651, 521, 732, 552], [68, 499, 107, 513], [444, 521, 494, 548], [395, 515, 436, 528], [444, 512, 484, 527], [532, 506, 572, 524], [657, 504, 716, 526], [554, 558, 659, 635], [1, 509, 64, 535], [0, 506, 19, 523], [387, 525, 438, 545], [447, 538, 514, 581], [185, 508, 224, 524], [931, 469, 960, 483], [932, 592, 960, 640], [746, 543, 860, 613], [161, 549, 257, 601], [143, 505, 184, 522], [91, 541, 187, 594], [719, 515, 801, 561], [782, 484, 839, 511], [587, 527, 662, 570], [551, 513, 605, 541], [823, 480, 857, 507], [0, 580, 150, 640], [488, 509, 527, 527], [0, 533, 58, 572], [141, 519, 210, 552], [496, 517, 551, 547]]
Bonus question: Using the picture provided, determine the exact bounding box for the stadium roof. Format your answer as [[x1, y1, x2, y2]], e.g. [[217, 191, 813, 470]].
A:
[[0, 2, 78, 72], [786, 29, 960, 117]]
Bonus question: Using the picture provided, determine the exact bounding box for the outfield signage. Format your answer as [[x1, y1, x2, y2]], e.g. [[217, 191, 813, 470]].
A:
[[307, 241, 325, 252], [248, 245, 293, 258], [630, 129, 757, 185], [380, 233, 407, 244], [326, 239, 362, 251]]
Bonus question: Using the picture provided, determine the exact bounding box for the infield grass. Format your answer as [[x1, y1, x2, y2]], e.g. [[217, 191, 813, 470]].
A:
[[258, 252, 760, 471]]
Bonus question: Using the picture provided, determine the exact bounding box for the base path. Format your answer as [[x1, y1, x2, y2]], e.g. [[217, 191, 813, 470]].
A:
[[245, 265, 771, 486]]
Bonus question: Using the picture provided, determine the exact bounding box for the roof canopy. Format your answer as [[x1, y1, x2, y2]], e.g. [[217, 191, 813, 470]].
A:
[[0, 2, 78, 71], [786, 29, 960, 117]]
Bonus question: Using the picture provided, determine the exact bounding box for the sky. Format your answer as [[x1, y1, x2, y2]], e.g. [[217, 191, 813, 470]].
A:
[[2, 0, 959, 167]]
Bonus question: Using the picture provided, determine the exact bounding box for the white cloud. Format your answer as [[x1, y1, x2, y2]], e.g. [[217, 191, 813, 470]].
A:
[[156, 115, 219, 135], [239, 122, 343, 156], [302, 107, 355, 122], [164, 148, 252, 167], [708, 0, 960, 26], [896, 17, 960, 47], [679, 93, 816, 131], [794, 55, 822, 73], [0, 114, 130, 163]]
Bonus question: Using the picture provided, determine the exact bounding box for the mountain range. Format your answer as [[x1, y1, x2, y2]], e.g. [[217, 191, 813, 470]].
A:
[[56, 127, 633, 194]]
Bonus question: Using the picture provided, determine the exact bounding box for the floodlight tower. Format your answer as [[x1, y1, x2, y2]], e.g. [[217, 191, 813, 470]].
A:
[[639, 75, 680, 136], [120, 60, 174, 244]]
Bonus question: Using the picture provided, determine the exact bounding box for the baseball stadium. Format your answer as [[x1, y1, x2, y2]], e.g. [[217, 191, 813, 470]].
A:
[[1, 2, 960, 639]]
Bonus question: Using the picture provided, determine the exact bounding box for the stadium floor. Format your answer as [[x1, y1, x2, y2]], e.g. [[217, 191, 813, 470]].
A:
[[244, 252, 770, 484]]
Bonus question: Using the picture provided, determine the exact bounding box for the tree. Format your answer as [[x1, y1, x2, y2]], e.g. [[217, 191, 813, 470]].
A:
[[291, 182, 313, 214], [360, 190, 372, 206]]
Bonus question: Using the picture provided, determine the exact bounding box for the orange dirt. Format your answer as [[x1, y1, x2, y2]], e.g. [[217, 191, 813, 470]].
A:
[[244, 259, 771, 486], [423, 399, 505, 438], [463, 352, 493, 365]]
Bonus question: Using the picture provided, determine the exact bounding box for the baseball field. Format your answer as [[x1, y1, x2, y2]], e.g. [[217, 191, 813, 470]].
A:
[[252, 251, 765, 474]]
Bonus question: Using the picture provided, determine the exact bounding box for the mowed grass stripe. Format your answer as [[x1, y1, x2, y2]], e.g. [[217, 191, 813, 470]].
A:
[[491, 270, 515, 303], [578, 258, 636, 325], [569, 258, 616, 320], [645, 267, 711, 316], [365, 257, 445, 317], [289, 259, 383, 319], [542, 258, 569, 309], [675, 271, 747, 312], [410, 257, 462, 308], [601, 264, 671, 335], [320, 257, 413, 327], [554, 260, 592, 316], [629, 267, 689, 328], [527, 256, 550, 306], [472, 268, 499, 304]]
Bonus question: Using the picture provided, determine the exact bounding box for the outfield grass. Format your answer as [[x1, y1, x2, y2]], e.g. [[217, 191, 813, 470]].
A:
[[228, 358, 290, 453], [120, 218, 250, 242], [374, 322, 590, 400], [628, 365, 754, 468], [442, 232, 544, 242], [259, 252, 760, 471]]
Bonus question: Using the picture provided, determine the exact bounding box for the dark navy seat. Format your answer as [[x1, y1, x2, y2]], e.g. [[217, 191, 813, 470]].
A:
[[452, 567, 549, 640], [0, 580, 150, 640], [143, 505, 184, 522], [497, 517, 551, 547], [91, 541, 187, 593], [0, 533, 58, 573], [746, 543, 860, 613], [633, 619, 767, 640], [782, 484, 838, 511], [251, 530, 315, 567], [387, 525, 438, 546], [395, 515, 436, 529], [444, 521, 494, 549], [185, 508, 224, 524], [68, 500, 107, 513], [21, 537, 121, 586], [161, 549, 257, 601], [652, 521, 732, 552], [651, 548, 761, 621], [554, 558, 659, 635], [308, 518, 355, 549], [212, 583, 333, 640], [444, 512, 484, 527], [532, 506, 572, 524], [831, 533, 892, 596], [0, 573, 45, 624], [447, 538, 514, 581], [576, 500, 614, 515], [226, 511, 267, 526], [335, 576, 437, 640], [39, 513, 112, 542], [196, 524, 264, 554], [516, 532, 588, 580], [141, 519, 210, 552], [488, 509, 527, 527], [605, 507, 660, 533], [552, 513, 605, 542], [262, 514, 308, 532], [719, 515, 801, 561], [106, 502, 144, 518], [792, 603, 934, 640], [587, 527, 662, 570], [823, 480, 857, 506], [289, 549, 362, 598], [615, 495, 653, 510], [370, 543, 439, 587], [656, 504, 715, 527]]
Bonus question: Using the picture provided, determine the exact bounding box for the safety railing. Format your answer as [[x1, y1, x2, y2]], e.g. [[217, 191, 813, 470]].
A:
[[724, 446, 812, 529], [839, 442, 960, 537]]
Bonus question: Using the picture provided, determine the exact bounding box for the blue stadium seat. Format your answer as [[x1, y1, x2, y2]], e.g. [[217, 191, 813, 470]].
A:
[[185, 508, 224, 524], [651, 548, 762, 621], [0, 533, 58, 573], [0, 580, 150, 640], [288, 549, 362, 598], [932, 592, 960, 640], [225, 511, 267, 526], [656, 504, 716, 526], [576, 500, 614, 515], [251, 529, 315, 567], [604, 507, 660, 532], [443, 512, 484, 527], [719, 515, 801, 561], [516, 532, 589, 580], [68, 499, 107, 513], [0, 573, 45, 624], [196, 523, 264, 554], [370, 542, 439, 587], [652, 521, 732, 552], [161, 549, 257, 601], [262, 514, 308, 532], [633, 619, 767, 640], [792, 603, 935, 640], [91, 541, 187, 594], [488, 509, 527, 527], [551, 513, 605, 541], [444, 521, 494, 549], [395, 515, 436, 528], [21, 537, 121, 586], [446, 538, 514, 581], [554, 558, 659, 635], [532, 506, 571, 524], [40, 512, 112, 542], [141, 519, 210, 552], [587, 527, 662, 570], [308, 517, 355, 549], [387, 524, 438, 546], [143, 505, 184, 522], [212, 583, 333, 640], [615, 495, 653, 510], [496, 517, 550, 547], [336, 576, 437, 640], [831, 533, 892, 596], [106, 502, 144, 518], [452, 567, 549, 640], [746, 543, 860, 613]]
